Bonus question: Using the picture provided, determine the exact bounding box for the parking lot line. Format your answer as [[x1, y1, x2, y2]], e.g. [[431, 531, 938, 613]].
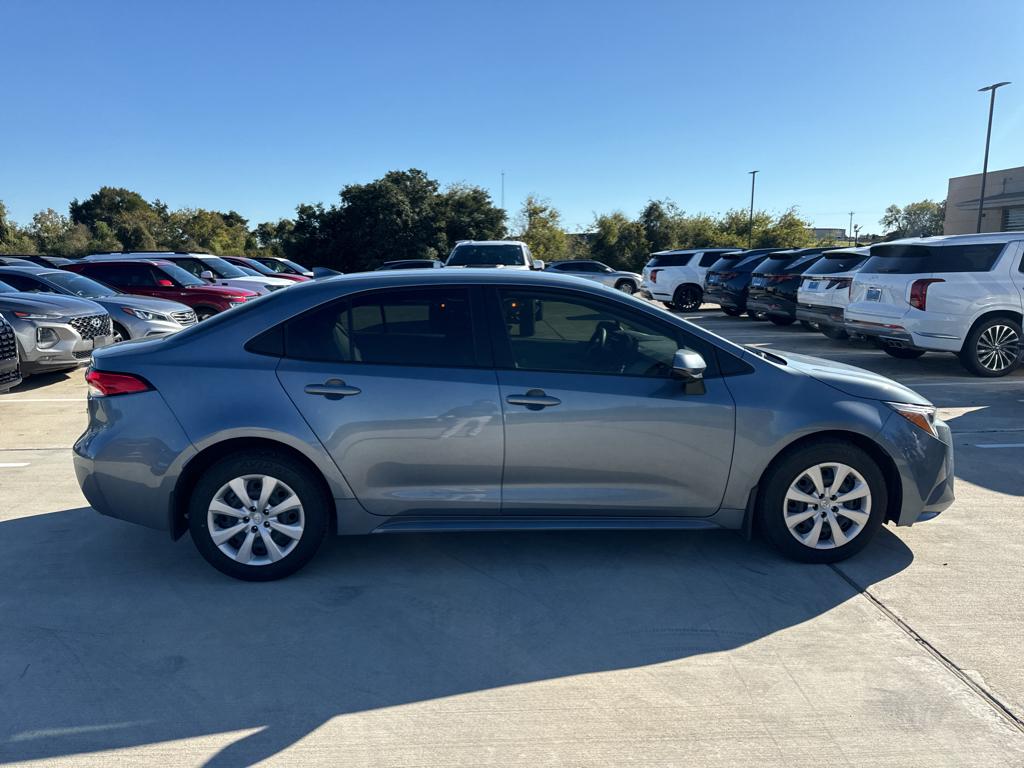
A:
[[0, 462, 30, 468], [973, 443, 1024, 449], [0, 398, 85, 403]]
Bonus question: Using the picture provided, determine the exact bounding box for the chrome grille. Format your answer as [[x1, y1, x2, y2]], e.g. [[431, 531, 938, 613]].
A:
[[170, 309, 197, 326], [0, 321, 16, 362], [69, 314, 112, 341]]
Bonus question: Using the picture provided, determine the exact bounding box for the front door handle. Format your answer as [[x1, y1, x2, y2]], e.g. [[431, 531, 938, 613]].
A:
[[304, 379, 362, 400], [506, 389, 561, 410]]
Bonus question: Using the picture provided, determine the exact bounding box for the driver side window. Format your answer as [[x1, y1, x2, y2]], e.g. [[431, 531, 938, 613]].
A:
[[495, 289, 687, 378]]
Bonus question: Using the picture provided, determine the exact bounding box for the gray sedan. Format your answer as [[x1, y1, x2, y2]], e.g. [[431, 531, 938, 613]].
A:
[[545, 260, 642, 293], [75, 271, 954, 580], [0, 280, 114, 375], [0, 266, 196, 342]]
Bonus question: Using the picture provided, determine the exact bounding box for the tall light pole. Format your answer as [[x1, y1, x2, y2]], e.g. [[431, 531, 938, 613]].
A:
[[854, 224, 861, 246], [848, 211, 854, 243], [500, 170, 505, 212], [747, 170, 759, 249], [976, 82, 1011, 233]]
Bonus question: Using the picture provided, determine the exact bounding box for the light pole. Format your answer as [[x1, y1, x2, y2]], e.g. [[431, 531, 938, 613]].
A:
[[854, 224, 861, 246], [500, 170, 505, 212], [976, 82, 1011, 233], [848, 211, 854, 244], [747, 170, 759, 249]]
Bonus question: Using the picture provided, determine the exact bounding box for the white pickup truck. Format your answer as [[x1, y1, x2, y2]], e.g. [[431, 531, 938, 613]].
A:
[[445, 240, 544, 270]]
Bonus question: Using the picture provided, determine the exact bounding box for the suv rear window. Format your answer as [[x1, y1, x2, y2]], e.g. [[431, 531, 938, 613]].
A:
[[646, 253, 693, 268], [752, 256, 797, 274], [803, 253, 868, 275], [861, 243, 1006, 274]]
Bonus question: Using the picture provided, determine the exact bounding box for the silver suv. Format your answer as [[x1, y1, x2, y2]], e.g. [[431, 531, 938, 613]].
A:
[[0, 279, 114, 375], [0, 314, 21, 391]]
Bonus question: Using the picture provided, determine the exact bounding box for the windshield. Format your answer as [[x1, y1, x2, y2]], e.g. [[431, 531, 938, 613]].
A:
[[197, 257, 248, 278], [235, 259, 273, 275], [161, 263, 206, 287], [40, 271, 117, 298], [447, 244, 525, 267]]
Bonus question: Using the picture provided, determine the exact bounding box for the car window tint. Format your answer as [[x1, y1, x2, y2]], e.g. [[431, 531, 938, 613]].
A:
[[698, 253, 723, 267], [286, 288, 477, 367], [861, 243, 1006, 274], [0, 273, 46, 292], [496, 289, 688, 378]]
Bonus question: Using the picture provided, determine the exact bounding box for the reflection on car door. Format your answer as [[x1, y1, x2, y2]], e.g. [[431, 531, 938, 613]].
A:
[[487, 286, 736, 516], [275, 286, 504, 517]]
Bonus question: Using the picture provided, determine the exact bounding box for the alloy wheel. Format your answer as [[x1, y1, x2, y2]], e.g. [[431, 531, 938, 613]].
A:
[[783, 462, 871, 550], [976, 324, 1020, 373], [207, 475, 305, 565]]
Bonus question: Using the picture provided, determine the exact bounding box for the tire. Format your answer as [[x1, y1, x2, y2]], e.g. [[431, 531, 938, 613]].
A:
[[820, 325, 849, 341], [957, 316, 1023, 377], [188, 450, 330, 581], [759, 439, 886, 564], [769, 316, 796, 326], [195, 306, 219, 321], [882, 346, 926, 360], [615, 280, 637, 295], [670, 285, 702, 312], [722, 307, 743, 317], [111, 322, 129, 344], [799, 320, 818, 331], [747, 311, 767, 320]]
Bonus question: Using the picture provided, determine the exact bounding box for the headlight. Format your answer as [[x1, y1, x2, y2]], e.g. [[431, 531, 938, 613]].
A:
[[886, 402, 938, 437], [13, 310, 62, 320], [122, 307, 170, 322]]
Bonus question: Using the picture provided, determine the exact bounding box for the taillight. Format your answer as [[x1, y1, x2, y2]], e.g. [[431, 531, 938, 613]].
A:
[[719, 271, 737, 280], [650, 269, 661, 284], [909, 278, 944, 311], [85, 368, 152, 397]]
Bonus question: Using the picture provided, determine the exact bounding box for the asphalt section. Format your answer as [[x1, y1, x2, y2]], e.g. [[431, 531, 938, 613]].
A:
[[0, 317, 1022, 767]]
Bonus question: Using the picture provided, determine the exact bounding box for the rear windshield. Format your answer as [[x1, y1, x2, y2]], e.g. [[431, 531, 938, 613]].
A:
[[803, 253, 868, 275], [860, 243, 1006, 274], [646, 252, 693, 268], [447, 244, 525, 266], [753, 256, 798, 274], [707, 253, 753, 271], [735, 254, 771, 272]]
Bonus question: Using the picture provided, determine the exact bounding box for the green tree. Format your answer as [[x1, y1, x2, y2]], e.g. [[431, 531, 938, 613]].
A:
[[163, 209, 250, 255], [591, 211, 650, 270], [439, 183, 506, 251], [0, 201, 38, 254], [69, 186, 161, 251], [638, 200, 686, 252], [880, 199, 945, 238], [515, 195, 568, 263]]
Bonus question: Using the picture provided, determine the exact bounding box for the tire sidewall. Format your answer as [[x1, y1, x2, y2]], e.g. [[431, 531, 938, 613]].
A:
[[188, 451, 329, 580], [759, 440, 887, 564], [960, 317, 1023, 378]]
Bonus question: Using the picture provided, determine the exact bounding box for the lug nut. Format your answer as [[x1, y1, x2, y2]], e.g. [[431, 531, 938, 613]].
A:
[[250, 526, 258, 533], [243, 516, 250, 523], [263, 521, 270, 528]]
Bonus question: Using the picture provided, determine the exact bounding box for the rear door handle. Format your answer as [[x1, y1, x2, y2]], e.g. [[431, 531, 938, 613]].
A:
[[304, 379, 362, 400], [506, 389, 561, 410]]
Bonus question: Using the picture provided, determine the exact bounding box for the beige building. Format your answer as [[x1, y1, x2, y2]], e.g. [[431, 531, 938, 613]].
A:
[[944, 165, 1024, 234]]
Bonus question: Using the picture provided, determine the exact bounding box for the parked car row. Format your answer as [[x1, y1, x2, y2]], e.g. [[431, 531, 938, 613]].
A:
[[0, 251, 315, 383], [641, 233, 1024, 377]]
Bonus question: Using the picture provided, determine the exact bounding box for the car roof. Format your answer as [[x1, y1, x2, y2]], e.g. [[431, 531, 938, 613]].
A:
[[821, 246, 870, 257], [650, 248, 740, 256], [871, 232, 1024, 248], [451, 240, 527, 247], [0, 264, 48, 273], [80, 258, 176, 267]]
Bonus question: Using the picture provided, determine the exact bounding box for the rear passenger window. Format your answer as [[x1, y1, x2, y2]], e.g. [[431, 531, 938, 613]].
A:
[[285, 288, 477, 367], [861, 244, 1006, 274]]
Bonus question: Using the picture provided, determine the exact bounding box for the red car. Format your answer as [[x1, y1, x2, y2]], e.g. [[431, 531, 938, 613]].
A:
[[64, 259, 257, 320], [221, 256, 311, 283]]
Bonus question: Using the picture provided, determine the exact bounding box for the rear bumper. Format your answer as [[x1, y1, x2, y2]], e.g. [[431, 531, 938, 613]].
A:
[[704, 286, 745, 310], [746, 293, 797, 319], [845, 306, 964, 352], [796, 303, 844, 328]]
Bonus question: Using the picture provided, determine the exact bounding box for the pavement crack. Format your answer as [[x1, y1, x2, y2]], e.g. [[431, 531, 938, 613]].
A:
[[830, 563, 1024, 736]]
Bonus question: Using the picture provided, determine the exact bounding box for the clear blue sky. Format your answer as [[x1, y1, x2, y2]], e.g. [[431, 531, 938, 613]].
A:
[[3, 0, 1022, 235]]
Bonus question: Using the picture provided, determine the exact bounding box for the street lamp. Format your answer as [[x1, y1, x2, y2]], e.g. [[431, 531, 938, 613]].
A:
[[976, 81, 1011, 233], [747, 171, 759, 249], [854, 224, 861, 246], [848, 211, 854, 244]]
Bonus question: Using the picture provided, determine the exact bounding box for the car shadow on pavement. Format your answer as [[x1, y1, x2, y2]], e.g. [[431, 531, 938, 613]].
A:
[[0, 508, 913, 766], [3, 370, 75, 394]]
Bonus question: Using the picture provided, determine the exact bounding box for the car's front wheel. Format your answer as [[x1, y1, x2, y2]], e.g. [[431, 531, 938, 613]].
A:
[[759, 440, 886, 563], [958, 316, 1022, 377], [188, 450, 329, 580]]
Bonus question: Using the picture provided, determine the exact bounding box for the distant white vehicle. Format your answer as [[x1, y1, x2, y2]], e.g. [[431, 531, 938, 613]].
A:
[[844, 233, 1024, 376], [445, 240, 543, 270], [641, 248, 741, 311], [795, 247, 870, 339], [86, 252, 294, 295], [545, 260, 641, 293]]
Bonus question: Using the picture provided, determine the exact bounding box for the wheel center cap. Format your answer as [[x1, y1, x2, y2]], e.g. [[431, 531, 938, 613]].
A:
[[253, 512, 263, 524]]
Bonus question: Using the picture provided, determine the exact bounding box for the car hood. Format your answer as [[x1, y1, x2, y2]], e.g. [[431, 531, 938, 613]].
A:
[[182, 285, 256, 297], [771, 350, 931, 405], [0, 292, 105, 316], [229, 276, 294, 287], [100, 295, 193, 313]]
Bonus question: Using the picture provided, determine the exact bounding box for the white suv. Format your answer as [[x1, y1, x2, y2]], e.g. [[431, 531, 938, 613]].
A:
[[642, 248, 741, 311], [845, 233, 1024, 376]]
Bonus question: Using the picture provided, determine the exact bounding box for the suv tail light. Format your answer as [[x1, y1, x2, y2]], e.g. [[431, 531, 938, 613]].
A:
[[719, 271, 738, 280], [909, 278, 944, 311], [650, 269, 661, 284], [85, 368, 152, 397]]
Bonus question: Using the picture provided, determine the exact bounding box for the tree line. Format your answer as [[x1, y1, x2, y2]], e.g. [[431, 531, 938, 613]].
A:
[[0, 168, 946, 273]]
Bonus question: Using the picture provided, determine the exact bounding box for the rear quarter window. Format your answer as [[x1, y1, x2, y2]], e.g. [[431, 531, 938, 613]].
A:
[[649, 253, 692, 267], [861, 243, 1006, 274]]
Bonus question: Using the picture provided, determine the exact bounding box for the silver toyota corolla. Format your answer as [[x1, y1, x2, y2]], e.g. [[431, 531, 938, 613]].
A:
[[74, 271, 954, 580], [0, 280, 115, 376]]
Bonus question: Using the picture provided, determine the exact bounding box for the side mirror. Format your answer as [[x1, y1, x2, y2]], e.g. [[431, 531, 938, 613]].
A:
[[199, 270, 215, 281], [672, 348, 706, 381], [531, 259, 545, 271]]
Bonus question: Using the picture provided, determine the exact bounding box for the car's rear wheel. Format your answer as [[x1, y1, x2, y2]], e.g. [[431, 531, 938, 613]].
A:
[[882, 346, 926, 360], [759, 440, 886, 563], [769, 316, 795, 326], [615, 280, 637, 295], [670, 285, 702, 312], [188, 451, 329, 581], [820, 325, 849, 341], [799, 320, 818, 331], [722, 307, 743, 317], [958, 317, 1022, 377]]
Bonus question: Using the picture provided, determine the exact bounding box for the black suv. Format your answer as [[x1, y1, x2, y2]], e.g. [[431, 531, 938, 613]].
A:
[[703, 249, 782, 316], [746, 248, 829, 326]]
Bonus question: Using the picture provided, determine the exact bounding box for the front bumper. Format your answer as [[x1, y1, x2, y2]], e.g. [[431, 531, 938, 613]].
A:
[[12, 317, 115, 374], [120, 315, 194, 340], [879, 412, 955, 526]]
